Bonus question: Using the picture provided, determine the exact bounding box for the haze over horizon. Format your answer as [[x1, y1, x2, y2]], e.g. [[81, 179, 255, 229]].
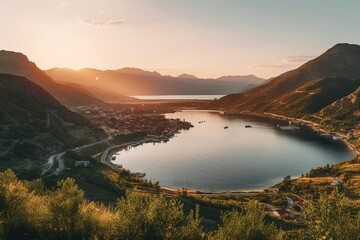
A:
[[1, 0, 359, 79]]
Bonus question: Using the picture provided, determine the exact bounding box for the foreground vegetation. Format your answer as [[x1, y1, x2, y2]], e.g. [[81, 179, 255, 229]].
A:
[[1, 169, 360, 239]]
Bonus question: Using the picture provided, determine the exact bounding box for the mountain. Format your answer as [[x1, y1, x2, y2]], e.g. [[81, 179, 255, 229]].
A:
[[266, 77, 360, 117], [177, 73, 198, 80], [319, 86, 360, 124], [56, 81, 136, 103], [0, 50, 102, 106], [212, 43, 360, 116], [0, 73, 106, 177], [45, 67, 265, 96]]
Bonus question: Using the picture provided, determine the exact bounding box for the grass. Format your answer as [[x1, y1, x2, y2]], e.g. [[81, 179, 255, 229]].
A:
[[44, 151, 124, 203]]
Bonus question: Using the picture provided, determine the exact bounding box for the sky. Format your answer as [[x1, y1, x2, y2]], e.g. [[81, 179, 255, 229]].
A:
[[0, 0, 359, 79]]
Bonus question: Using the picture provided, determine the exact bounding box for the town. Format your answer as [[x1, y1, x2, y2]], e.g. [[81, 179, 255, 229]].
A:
[[76, 103, 194, 139]]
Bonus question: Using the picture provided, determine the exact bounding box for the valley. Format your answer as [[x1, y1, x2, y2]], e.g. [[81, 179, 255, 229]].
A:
[[1, 43, 360, 239]]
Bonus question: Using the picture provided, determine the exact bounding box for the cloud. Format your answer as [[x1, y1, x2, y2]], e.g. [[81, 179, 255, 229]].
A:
[[279, 55, 316, 63], [79, 18, 125, 27]]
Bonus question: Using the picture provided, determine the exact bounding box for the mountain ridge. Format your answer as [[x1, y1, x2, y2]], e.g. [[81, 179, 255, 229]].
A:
[[45, 67, 266, 96], [0, 50, 103, 106], [212, 43, 360, 117]]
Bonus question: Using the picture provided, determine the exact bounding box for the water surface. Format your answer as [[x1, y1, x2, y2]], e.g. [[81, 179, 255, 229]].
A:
[[113, 111, 353, 191]]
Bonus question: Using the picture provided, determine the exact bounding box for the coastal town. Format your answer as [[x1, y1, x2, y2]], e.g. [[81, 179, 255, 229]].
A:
[[76, 103, 193, 138]]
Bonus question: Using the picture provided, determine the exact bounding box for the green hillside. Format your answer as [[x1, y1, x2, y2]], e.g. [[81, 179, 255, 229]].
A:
[[267, 77, 360, 117], [0, 74, 105, 177]]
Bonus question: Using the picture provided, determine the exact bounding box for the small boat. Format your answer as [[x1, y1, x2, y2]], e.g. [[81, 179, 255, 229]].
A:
[[224, 126, 229, 129], [332, 136, 344, 141], [279, 121, 300, 131], [320, 132, 332, 138], [280, 126, 300, 131], [245, 125, 252, 128]]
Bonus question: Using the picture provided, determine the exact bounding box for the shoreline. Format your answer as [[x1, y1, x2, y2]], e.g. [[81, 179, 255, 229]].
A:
[[102, 109, 359, 196], [259, 112, 359, 156], [160, 186, 265, 195], [201, 109, 359, 156], [162, 109, 359, 195]]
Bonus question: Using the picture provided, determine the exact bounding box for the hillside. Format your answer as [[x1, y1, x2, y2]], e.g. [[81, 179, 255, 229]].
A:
[[0, 74, 105, 177], [212, 44, 360, 118], [267, 77, 360, 117], [45, 67, 265, 96], [316, 86, 360, 134], [0, 50, 102, 106], [57, 81, 137, 103], [319, 86, 360, 120]]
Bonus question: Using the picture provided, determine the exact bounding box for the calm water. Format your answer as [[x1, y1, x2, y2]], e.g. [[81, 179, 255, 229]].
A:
[[113, 111, 354, 191], [132, 95, 224, 100]]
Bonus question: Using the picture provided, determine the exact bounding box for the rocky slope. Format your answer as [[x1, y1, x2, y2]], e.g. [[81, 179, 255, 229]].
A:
[[0, 73, 105, 177]]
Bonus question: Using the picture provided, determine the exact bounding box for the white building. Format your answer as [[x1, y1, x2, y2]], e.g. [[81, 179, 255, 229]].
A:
[[330, 179, 343, 186]]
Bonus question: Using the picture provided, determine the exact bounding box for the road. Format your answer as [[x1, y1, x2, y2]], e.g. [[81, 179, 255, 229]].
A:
[[100, 139, 151, 171], [41, 137, 112, 176]]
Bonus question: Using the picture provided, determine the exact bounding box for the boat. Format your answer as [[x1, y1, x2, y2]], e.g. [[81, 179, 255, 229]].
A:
[[279, 121, 300, 131], [332, 136, 344, 141], [319, 132, 332, 138], [280, 126, 300, 131], [224, 126, 229, 129], [245, 125, 252, 128]]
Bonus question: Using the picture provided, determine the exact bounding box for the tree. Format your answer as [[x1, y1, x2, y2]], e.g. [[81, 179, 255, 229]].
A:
[[114, 192, 203, 240], [0, 169, 30, 238], [300, 190, 360, 240], [211, 200, 284, 240], [49, 178, 84, 239], [279, 175, 292, 191]]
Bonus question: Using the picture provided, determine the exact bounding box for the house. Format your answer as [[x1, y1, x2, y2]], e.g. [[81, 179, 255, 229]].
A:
[[75, 161, 90, 167], [330, 179, 343, 186]]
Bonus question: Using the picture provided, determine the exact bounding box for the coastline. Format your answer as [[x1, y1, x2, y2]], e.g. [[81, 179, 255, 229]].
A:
[[211, 109, 360, 156], [101, 108, 359, 196], [260, 112, 360, 156]]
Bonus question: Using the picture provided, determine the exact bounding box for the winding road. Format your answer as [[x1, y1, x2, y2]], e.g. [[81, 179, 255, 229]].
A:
[[41, 137, 112, 176]]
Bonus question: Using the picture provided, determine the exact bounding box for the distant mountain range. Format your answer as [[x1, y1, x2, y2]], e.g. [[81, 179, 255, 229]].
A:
[[212, 43, 360, 127], [45, 67, 265, 96], [0, 50, 133, 106], [0, 73, 105, 177]]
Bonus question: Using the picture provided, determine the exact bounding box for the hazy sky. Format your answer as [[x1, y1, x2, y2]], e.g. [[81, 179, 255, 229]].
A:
[[1, 0, 359, 78]]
